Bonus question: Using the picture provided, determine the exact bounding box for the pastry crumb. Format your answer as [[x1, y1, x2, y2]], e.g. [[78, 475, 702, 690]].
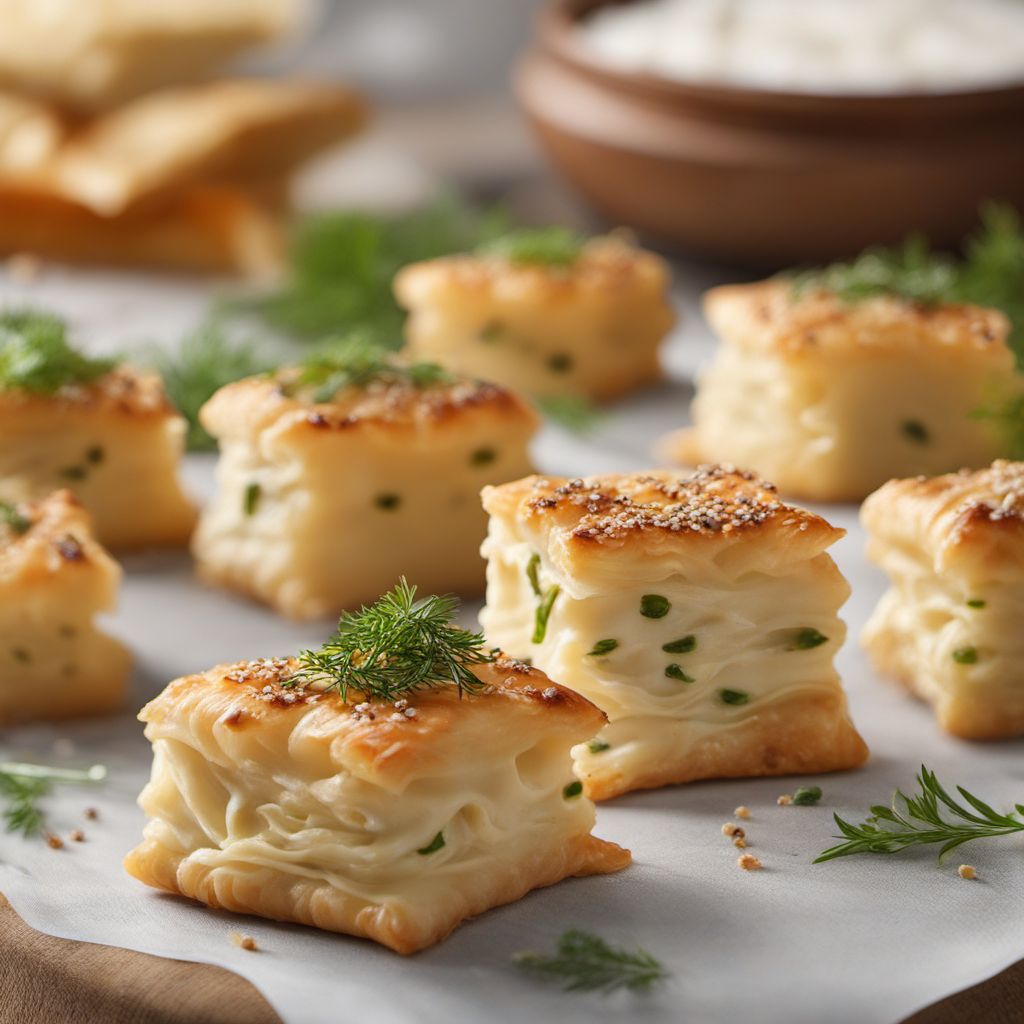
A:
[[45, 833, 64, 849], [721, 821, 743, 837], [733, 836, 747, 849], [958, 864, 977, 880], [84, 807, 99, 820], [69, 829, 85, 842], [776, 794, 793, 806], [6, 252, 44, 283], [734, 805, 750, 819], [737, 854, 762, 871], [231, 932, 258, 951]]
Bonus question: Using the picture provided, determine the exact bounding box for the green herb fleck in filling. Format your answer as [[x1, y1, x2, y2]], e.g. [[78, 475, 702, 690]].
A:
[[547, 353, 573, 374], [417, 831, 446, 855], [790, 628, 828, 650], [640, 594, 670, 619], [792, 785, 823, 806], [562, 780, 583, 799], [470, 447, 497, 467], [586, 639, 618, 657], [11, 648, 30, 663], [902, 420, 930, 444], [479, 320, 504, 343], [587, 740, 611, 754], [719, 689, 751, 706], [243, 482, 261, 517], [952, 646, 978, 665], [0, 502, 30, 535], [374, 493, 401, 511], [966, 598, 986, 609], [85, 446, 104, 464], [532, 585, 560, 644], [665, 664, 694, 683], [60, 466, 87, 482], [526, 553, 542, 596], [662, 635, 696, 654]]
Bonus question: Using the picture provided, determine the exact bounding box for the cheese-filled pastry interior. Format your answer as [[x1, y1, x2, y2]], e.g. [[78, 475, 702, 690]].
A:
[[394, 229, 676, 401], [481, 467, 868, 800], [663, 279, 1017, 502], [862, 460, 1024, 740], [0, 312, 196, 549], [124, 583, 629, 953], [0, 489, 132, 724], [193, 342, 539, 619]]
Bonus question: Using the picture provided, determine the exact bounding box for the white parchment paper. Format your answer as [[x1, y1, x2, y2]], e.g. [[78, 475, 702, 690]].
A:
[[1, 254, 1023, 1024]]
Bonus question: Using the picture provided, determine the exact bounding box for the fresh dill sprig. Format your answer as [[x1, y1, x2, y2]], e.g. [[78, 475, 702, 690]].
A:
[[815, 765, 1024, 863], [0, 762, 107, 837], [293, 579, 494, 702], [294, 333, 454, 403], [155, 322, 275, 451], [514, 929, 669, 994], [478, 226, 586, 267], [0, 310, 116, 395], [533, 394, 605, 434], [239, 195, 510, 343]]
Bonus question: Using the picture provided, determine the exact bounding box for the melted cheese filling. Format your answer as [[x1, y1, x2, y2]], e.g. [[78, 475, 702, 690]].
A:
[[138, 713, 593, 904]]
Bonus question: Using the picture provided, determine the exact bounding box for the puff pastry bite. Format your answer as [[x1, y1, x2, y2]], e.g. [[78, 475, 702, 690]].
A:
[[0, 490, 131, 724], [664, 280, 1016, 502], [124, 613, 629, 953], [0, 0, 298, 112], [193, 350, 539, 619], [0, 317, 196, 549], [862, 460, 1024, 740], [480, 467, 868, 800], [394, 233, 676, 401]]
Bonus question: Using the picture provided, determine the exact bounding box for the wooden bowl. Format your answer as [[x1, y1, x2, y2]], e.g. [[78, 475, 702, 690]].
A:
[[516, 0, 1024, 267]]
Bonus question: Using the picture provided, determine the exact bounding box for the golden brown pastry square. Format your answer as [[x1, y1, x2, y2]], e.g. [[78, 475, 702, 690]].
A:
[[862, 460, 1024, 739], [0, 490, 131, 724], [480, 467, 868, 800], [124, 655, 629, 953], [664, 280, 1017, 502]]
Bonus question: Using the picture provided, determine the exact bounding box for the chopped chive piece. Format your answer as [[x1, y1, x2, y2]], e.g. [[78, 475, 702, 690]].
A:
[[719, 689, 751, 706], [59, 466, 87, 481], [587, 739, 611, 754], [470, 447, 497, 467], [85, 445, 104, 464], [547, 353, 573, 373], [790, 628, 828, 650], [374, 493, 401, 511], [417, 831, 445, 855], [0, 502, 30, 534], [243, 482, 261, 517], [966, 598, 986, 609], [952, 646, 978, 665], [563, 780, 583, 799], [479, 320, 504, 343], [901, 420, 930, 444], [526, 553, 542, 596], [662, 635, 696, 654], [792, 785, 823, 806], [640, 594, 670, 619], [665, 664, 694, 683], [587, 639, 618, 657], [532, 585, 560, 644]]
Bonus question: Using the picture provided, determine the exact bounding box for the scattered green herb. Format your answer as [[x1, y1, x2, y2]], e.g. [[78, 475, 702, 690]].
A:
[[293, 579, 493, 702], [640, 594, 670, 619], [417, 831, 446, 855], [0, 501, 30, 534], [85, 445, 104, 464], [563, 781, 583, 799], [966, 598, 986, 609], [662, 635, 696, 654], [792, 786, 823, 806], [815, 765, 1024, 863], [664, 664, 694, 683], [790, 628, 828, 650], [952, 646, 978, 665], [374, 493, 401, 511], [587, 739, 611, 754], [479, 320, 504, 343], [586, 639, 619, 657], [514, 929, 668, 994], [901, 420, 930, 444], [470, 447, 497, 467], [0, 762, 107, 837], [532, 585, 560, 644], [533, 394, 604, 434], [0, 310, 116, 395], [478, 226, 585, 268], [526, 553, 542, 597], [243, 482, 261, 517], [719, 689, 751, 706]]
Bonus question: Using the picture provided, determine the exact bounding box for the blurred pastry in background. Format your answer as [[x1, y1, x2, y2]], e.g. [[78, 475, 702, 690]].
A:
[[395, 229, 675, 401], [480, 467, 868, 801], [0, 489, 132, 724], [193, 341, 539, 619], [862, 460, 1024, 740], [0, 0, 300, 113], [663, 279, 1018, 502], [0, 79, 365, 275], [0, 311, 196, 549]]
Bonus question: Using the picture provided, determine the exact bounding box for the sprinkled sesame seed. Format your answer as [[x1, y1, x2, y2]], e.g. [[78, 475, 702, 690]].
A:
[[231, 932, 258, 951], [403, 707, 417, 718], [542, 686, 558, 699]]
